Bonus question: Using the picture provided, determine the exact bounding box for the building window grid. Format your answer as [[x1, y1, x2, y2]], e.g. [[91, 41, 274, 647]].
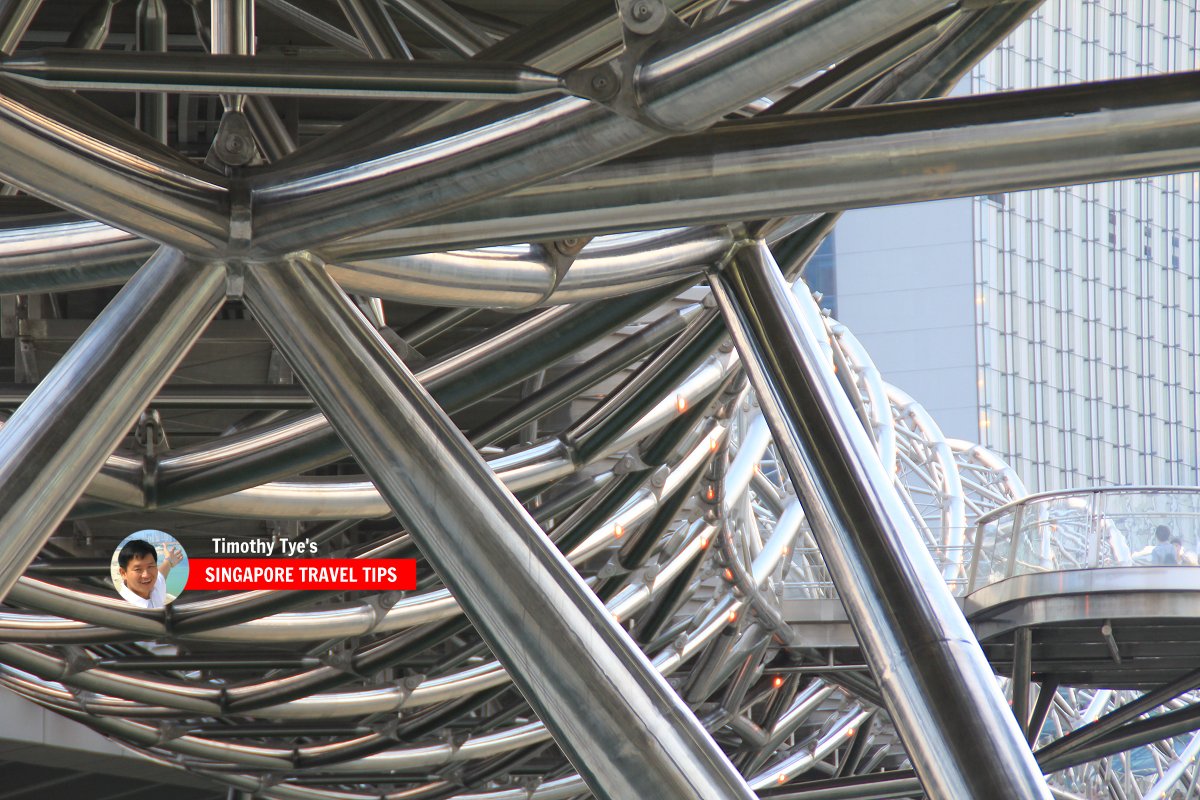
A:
[[972, 0, 1200, 490]]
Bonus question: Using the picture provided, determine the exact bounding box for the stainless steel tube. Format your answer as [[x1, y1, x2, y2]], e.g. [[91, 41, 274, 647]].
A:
[[255, 0, 367, 56], [709, 240, 1050, 799], [323, 226, 731, 306], [1012, 627, 1033, 735], [632, 0, 938, 133], [0, 79, 229, 252], [1033, 667, 1200, 766], [0, 210, 723, 305], [471, 302, 698, 445], [377, 71, 1200, 251], [0, 383, 313, 408], [241, 256, 756, 800], [248, 0, 947, 254], [0, 74, 215, 175], [65, 0, 118, 48], [0, 248, 226, 600], [0, 0, 40, 54], [266, 0, 658, 165], [127, 282, 679, 512], [58, 343, 726, 522], [135, 0, 168, 143], [870, 0, 1043, 104], [0, 216, 154, 294], [244, 95, 295, 160], [763, 11, 958, 115], [337, 0, 412, 60], [320, 0, 1000, 268], [0, 50, 567, 100], [381, 0, 491, 57], [210, 0, 254, 111], [210, 0, 254, 59]]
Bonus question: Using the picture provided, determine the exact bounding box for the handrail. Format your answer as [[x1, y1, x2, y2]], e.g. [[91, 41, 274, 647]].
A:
[[967, 486, 1200, 594]]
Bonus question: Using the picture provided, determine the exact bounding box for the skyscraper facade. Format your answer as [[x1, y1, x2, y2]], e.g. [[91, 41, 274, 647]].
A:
[[834, 0, 1200, 491]]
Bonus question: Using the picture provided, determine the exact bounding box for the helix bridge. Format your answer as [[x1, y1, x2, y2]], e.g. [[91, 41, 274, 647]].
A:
[[0, 0, 1199, 798]]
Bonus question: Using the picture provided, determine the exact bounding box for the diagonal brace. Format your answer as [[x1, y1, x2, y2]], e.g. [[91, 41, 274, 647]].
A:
[[241, 255, 756, 800]]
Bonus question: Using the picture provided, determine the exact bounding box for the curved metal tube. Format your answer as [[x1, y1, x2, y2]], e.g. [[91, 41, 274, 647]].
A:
[[0, 1, 1164, 798], [57, 337, 732, 520], [0, 77, 229, 252], [0, 214, 734, 305], [239, 256, 756, 798], [0, 516, 742, 782], [61, 284, 676, 513], [5, 416, 727, 654], [829, 322, 898, 483], [886, 384, 967, 581]]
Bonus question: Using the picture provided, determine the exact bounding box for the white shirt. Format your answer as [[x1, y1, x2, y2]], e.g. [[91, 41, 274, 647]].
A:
[[120, 572, 167, 608]]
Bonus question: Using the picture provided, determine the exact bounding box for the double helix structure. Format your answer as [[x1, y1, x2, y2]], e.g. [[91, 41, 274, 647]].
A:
[[1, 0, 1199, 798]]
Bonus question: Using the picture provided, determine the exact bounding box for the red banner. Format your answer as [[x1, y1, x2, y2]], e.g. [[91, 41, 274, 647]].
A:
[[187, 559, 417, 591]]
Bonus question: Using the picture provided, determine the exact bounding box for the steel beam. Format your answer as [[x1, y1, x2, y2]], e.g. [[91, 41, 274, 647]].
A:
[[709, 240, 1050, 799], [1039, 701, 1200, 774], [65, 0, 118, 48], [0, 383, 313, 408], [210, 0, 254, 112], [255, 0, 367, 56], [0, 248, 226, 599], [1033, 666, 1200, 765], [381, 0, 491, 57], [1012, 627, 1033, 734], [241, 255, 756, 800], [248, 0, 948, 253], [134, 0, 168, 143], [0, 0, 40, 54], [1027, 678, 1059, 745], [0, 50, 568, 100], [364, 70, 1200, 252], [337, 0, 412, 60], [0, 79, 229, 252]]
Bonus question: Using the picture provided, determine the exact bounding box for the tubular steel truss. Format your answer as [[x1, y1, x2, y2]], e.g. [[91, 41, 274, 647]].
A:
[[0, 0, 1197, 798]]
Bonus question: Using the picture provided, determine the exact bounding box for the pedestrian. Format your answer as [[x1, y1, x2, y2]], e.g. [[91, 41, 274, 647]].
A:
[[1151, 525, 1177, 565]]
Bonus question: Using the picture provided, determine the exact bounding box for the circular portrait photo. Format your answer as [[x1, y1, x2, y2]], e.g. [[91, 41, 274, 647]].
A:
[[110, 530, 189, 608]]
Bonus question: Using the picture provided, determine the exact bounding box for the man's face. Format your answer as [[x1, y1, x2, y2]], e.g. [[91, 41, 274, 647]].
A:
[[120, 553, 157, 599]]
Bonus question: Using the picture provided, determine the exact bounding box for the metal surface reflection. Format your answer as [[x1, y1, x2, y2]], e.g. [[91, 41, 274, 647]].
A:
[[0, 1, 1195, 799]]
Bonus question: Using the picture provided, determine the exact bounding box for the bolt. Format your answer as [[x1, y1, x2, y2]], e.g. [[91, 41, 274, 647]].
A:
[[552, 238, 581, 257], [631, 0, 653, 21], [591, 73, 610, 92]]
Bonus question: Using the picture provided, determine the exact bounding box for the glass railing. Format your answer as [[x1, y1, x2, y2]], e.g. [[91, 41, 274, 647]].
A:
[[967, 487, 1200, 594]]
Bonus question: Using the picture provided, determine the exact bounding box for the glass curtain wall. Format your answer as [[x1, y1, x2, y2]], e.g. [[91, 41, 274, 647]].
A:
[[972, 0, 1200, 490]]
